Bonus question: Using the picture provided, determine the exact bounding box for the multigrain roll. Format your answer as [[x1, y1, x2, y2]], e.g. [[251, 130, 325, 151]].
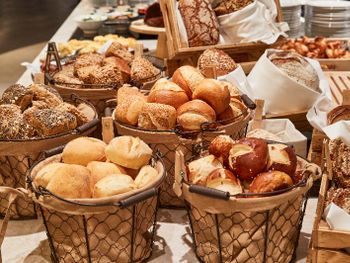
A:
[[62, 137, 107, 166], [0, 104, 23, 139], [55, 102, 89, 126], [115, 96, 146, 126], [29, 84, 63, 108], [148, 78, 189, 109], [103, 56, 131, 83], [0, 84, 33, 111], [105, 41, 134, 63], [93, 174, 136, 198], [138, 103, 177, 130], [105, 136, 152, 169], [192, 79, 230, 115], [177, 100, 216, 131], [131, 57, 160, 84], [73, 53, 104, 74], [117, 85, 146, 105], [172, 65, 205, 98], [198, 49, 237, 77], [88, 64, 124, 87]]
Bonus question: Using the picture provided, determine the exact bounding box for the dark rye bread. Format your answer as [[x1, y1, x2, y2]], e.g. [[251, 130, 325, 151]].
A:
[[329, 139, 350, 188], [326, 187, 350, 214], [178, 0, 220, 47]]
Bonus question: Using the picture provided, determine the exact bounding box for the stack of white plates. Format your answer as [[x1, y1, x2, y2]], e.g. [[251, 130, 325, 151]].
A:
[[305, 0, 350, 37], [281, 0, 302, 38]]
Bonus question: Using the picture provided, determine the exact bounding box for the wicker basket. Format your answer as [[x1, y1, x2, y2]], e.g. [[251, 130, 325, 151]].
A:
[[24, 150, 165, 263], [174, 144, 322, 263], [114, 96, 254, 208], [0, 96, 99, 220]]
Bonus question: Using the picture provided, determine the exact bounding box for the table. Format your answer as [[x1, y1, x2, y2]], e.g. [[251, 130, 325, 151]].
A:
[[3, 0, 317, 262]]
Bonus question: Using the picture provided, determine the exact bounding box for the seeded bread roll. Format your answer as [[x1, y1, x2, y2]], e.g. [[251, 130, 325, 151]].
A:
[[53, 71, 84, 89], [73, 53, 104, 74], [103, 56, 131, 83], [131, 57, 160, 84], [178, 0, 220, 47], [75, 65, 100, 84], [55, 102, 89, 126], [117, 85, 145, 105], [198, 49, 237, 77], [172, 66, 205, 98], [1, 84, 33, 111], [88, 64, 124, 87], [105, 41, 134, 63], [0, 104, 23, 139], [177, 100, 216, 131], [28, 84, 63, 108], [115, 95, 146, 126], [138, 103, 177, 130]]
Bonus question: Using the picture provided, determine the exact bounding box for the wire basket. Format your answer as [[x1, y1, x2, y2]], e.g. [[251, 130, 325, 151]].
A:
[[175, 144, 322, 262], [114, 95, 255, 209], [27, 149, 165, 263], [0, 95, 99, 220]]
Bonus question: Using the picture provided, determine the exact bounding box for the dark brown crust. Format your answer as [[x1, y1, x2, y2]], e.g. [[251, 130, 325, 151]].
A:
[[208, 135, 235, 166], [327, 105, 350, 125], [144, 2, 164, 27], [249, 171, 293, 193], [214, 0, 254, 16], [1, 84, 33, 111], [267, 144, 297, 179]]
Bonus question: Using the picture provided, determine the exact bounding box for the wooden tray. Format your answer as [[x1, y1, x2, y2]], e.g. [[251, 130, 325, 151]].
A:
[[325, 71, 350, 105]]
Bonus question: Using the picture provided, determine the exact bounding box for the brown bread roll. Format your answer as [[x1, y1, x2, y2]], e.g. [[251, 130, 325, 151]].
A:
[[148, 78, 189, 109], [55, 102, 89, 126], [198, 49, 237, 77], [138, 103, 177, 130], [115, 95, 146, 126], [87, 161, 127, 189], [208, 135, 235, 166], [103, 56, 131, 83], [1, 84, 33, 111], [34, 163, 69, 188], [62, 137, 107, 166], [188, 155, 223, 185], [177, 100, 216, 131], [192, 79, 231, 115], [217, 98, 247, 125], [131, 57, 160, 84], [327, 105, 350, 125], [178, 0, 220, 47], [206, 168, 242, 195], [134, 165, 158, 188], [0, 104, 23, 139], [93, 174, 136, 198], [46, 164, 92, 199], [249, 171, 293, 193], [266, 144, 297, 178], [172, 65, 205, 98], [73, 53, 104, 74], [105, 41, 134, 63], [105, 136, 152, 169]]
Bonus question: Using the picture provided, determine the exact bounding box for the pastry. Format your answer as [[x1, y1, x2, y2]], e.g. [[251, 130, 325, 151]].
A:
[[73, 53, 104, 74], [327, 105, 350, 125], [172, 65, 205, 98], [55, 102, 89, 126], [93, 174, 136, 198], [198, 49, 237, 77], [115, 96, 146, 126], [138, 103, 177, 130], [0, 104, 23, 139], [130, 57, 160, 84], [105, 41, 134, 63], [249, 171, 293, 193], [266, 144, 297, 179], [0, 84, 33, 111], [134, 165, 158, 188], [178, 0, 220, 47], [214, 0, 254, 16], [188, 155, 223, 185], [208, 135, 235, 166], [177, 100, 216, 131], [206, 168, 242, 195]]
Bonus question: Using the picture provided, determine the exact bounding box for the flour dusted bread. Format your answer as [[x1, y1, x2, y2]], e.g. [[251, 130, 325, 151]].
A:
[[34, 163, 69, 188], [105, 136, 152, 169], [87, 161, 127, 188], [93, 174, 136, 198], [63, 137, 107, 166]]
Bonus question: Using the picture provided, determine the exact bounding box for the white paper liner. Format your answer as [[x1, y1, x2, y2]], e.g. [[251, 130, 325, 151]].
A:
[[218, 65, 254, 96], [247, 49, 330, 115]]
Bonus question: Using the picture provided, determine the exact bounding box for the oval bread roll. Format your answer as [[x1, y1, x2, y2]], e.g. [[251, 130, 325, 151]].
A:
[[172, 65, 205, 98], [134, 165, 158, 188], [87, 161, 127, 189], [62, 137, 107, 166], [115, 95, 146, 126], [105, 136, 152, 169], [93, 174, 136, 198], [138, 103, 177, 130], [34, 163, 68, 188]]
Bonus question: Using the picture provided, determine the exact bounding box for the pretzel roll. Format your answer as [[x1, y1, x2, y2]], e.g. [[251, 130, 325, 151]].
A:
[[206, 168, 242, 195], [188, 155, 223, 185], [249, 171, 293, 193], [267, 144, 297, 178], [208, 135, 235, 166]]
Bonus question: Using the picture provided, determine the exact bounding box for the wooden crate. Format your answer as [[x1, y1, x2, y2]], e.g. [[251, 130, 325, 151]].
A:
[[311, 142, 350, 263], [325, 71, 350, 105]]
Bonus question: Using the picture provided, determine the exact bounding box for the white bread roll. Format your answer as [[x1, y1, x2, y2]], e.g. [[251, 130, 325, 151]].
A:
[[34, 163, 68, 188], [62, 137, 107, 166], [105, 136, 152, 169], [93, 174, 136, 197], [87, 161, 127, 189], [134, 165, 158, 188]]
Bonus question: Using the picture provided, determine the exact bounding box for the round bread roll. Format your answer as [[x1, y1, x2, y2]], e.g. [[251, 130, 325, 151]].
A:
[[229, 138, 268, 181], [188, 155, 223, 185], [62, 137, 107, 166], [138, 103, 177, 130], [134, 165, 158, 188], [177, 100, 216, 131], [206, 168, 242, 195], [105, 136, 152, 169], [93, 174, 136, 198], [327, 105, 350, 125], [208, 135, 235, 166], [220, 80, 240, 98], [34, 163, 68, 188], [172, 65, 205, 98], [46, 164, 92, 198], [148, 78, 189, 109], [217, 98, 247, 125], [115, 95, 146, 126], [87, 161, 127, 189], [249, 171, 293, 193], [192, 79, 230, 115], [266, 144, 297, 178], [117, 85, 145, 105]]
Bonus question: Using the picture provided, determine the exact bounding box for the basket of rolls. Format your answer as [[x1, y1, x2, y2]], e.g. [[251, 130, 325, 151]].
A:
[[45, 41, 162, 116], [174, 136, 321, 262], [21, 135, 165, 263], [0, 83, 99, 219], [113, 65, 255, 208]]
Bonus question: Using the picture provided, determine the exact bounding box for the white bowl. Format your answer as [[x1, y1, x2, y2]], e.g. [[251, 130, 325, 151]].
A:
[[75, 15, 107, 35]]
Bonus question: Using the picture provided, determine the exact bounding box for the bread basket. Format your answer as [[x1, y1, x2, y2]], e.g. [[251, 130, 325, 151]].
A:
[[0, 94, 99, 220], [174, 141, 322, 263], [112, 94, 255, 208]]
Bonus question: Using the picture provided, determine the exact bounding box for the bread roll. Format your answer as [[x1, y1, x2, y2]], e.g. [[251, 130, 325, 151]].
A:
[[214, 0, 254, 15], [117, 85, 145, 105], [267, 144, 297, 178], [131, 57, 160, 84], [208, 135, 235, 166], [63, 137, 107, 166], [115, 96, 146, 126], [327, 105, 350, 125], [34, 163, 68, 188], [172, 66, 205, 98], [148, 78, 189, 109], [206, 168, 242, 195], [134, 165, 158, 188], [87, 161, 127, 189], [217, 98, 247, 125], [138, 103, 177, 130], [178, 0, 219, 47], [93, 174, 136, 197], [249, 171, 293, 193], [46, 164, 92, 198], [188, 155, 223, 185], [103, 56, 131, 83], [0, 104, 23, 139], [198, 49, 237, 77], [192, 79, 230, 115], [1, 84, 33, 111], [220, 80, 240, 98], [105, 136, 152, 169], [177, 100, 216, 131]]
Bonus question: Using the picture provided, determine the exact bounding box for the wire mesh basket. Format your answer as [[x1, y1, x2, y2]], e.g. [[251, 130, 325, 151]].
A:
[[174, 145, 322, 262], [27, 150, 165, 263], [114, 95, 255, 208], [0, 95, 99, 220]]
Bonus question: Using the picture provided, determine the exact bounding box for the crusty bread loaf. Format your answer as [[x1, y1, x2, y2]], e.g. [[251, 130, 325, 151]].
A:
[[198, 49, 237, 77], [177, 100, 216, 131], [138, 103, 177, 130], [178, 0, 220, 47], [172, 65, 205, 98], [105, 136, 152, 169], [115, 96, 146, 126], [46, 164, 92, 199], [87, 161, 127, 189], [192, 79, 231, 115], [62, 137, 107, 166], [148, 78, 189, 109], [327, 105, 350, 125], [134, 165, 158, 188], [214, 0, 254, 16], [34, 163, 68, 188], [93, 174, 136, 198]]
